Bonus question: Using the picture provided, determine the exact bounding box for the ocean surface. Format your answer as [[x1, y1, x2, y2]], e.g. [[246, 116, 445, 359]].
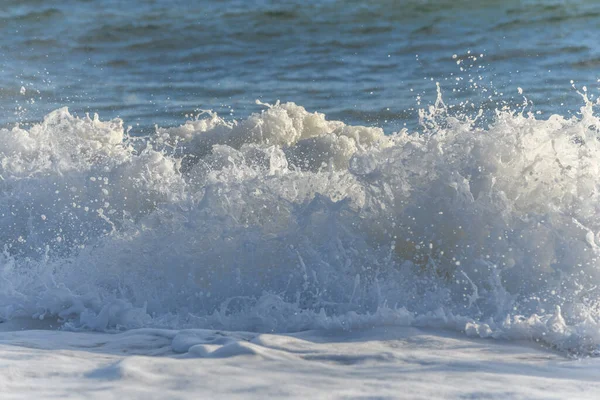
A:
[[2, 0, 600, 132], [2, 0, 600, 359]]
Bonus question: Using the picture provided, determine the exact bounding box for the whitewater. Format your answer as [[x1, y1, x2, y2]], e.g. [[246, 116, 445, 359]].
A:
[[3, 88, 600, 397]]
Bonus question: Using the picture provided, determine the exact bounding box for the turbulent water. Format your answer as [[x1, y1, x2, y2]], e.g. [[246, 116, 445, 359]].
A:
[[3, 0, 600, 356], [2, 95, 600, 355]]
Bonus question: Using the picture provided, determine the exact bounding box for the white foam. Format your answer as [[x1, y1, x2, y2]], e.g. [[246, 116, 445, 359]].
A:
[[2, 326, 599, 399], [2, 96, 600, 354]]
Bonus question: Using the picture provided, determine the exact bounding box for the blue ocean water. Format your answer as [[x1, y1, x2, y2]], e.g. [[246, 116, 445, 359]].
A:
[[1, 0, 599, 131]]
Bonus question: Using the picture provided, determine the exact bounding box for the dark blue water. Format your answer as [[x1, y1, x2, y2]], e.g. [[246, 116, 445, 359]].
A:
[[1, 0, 600, 131]]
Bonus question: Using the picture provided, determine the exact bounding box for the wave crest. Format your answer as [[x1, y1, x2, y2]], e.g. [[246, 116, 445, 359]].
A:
[[2, 95, 600, 355]]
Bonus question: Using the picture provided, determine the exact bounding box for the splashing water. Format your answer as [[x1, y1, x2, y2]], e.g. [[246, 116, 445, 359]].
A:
[[2, 90, 600, 355]]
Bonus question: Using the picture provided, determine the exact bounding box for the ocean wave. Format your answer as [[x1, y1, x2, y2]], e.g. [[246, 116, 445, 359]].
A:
[[2, 91, 600, 355]]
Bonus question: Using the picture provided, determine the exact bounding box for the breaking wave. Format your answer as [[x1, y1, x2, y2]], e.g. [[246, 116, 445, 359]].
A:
[[2, 88, 600, 355]]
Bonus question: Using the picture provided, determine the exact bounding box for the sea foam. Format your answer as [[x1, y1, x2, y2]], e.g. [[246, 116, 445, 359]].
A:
[[2, 93, 600, 355]]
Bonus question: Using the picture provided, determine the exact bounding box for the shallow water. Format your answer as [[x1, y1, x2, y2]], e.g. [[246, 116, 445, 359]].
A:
[[5, 326, 597, 399]]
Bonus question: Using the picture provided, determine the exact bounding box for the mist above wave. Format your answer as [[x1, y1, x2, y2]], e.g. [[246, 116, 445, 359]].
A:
[[1, 91, 600, 355]]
